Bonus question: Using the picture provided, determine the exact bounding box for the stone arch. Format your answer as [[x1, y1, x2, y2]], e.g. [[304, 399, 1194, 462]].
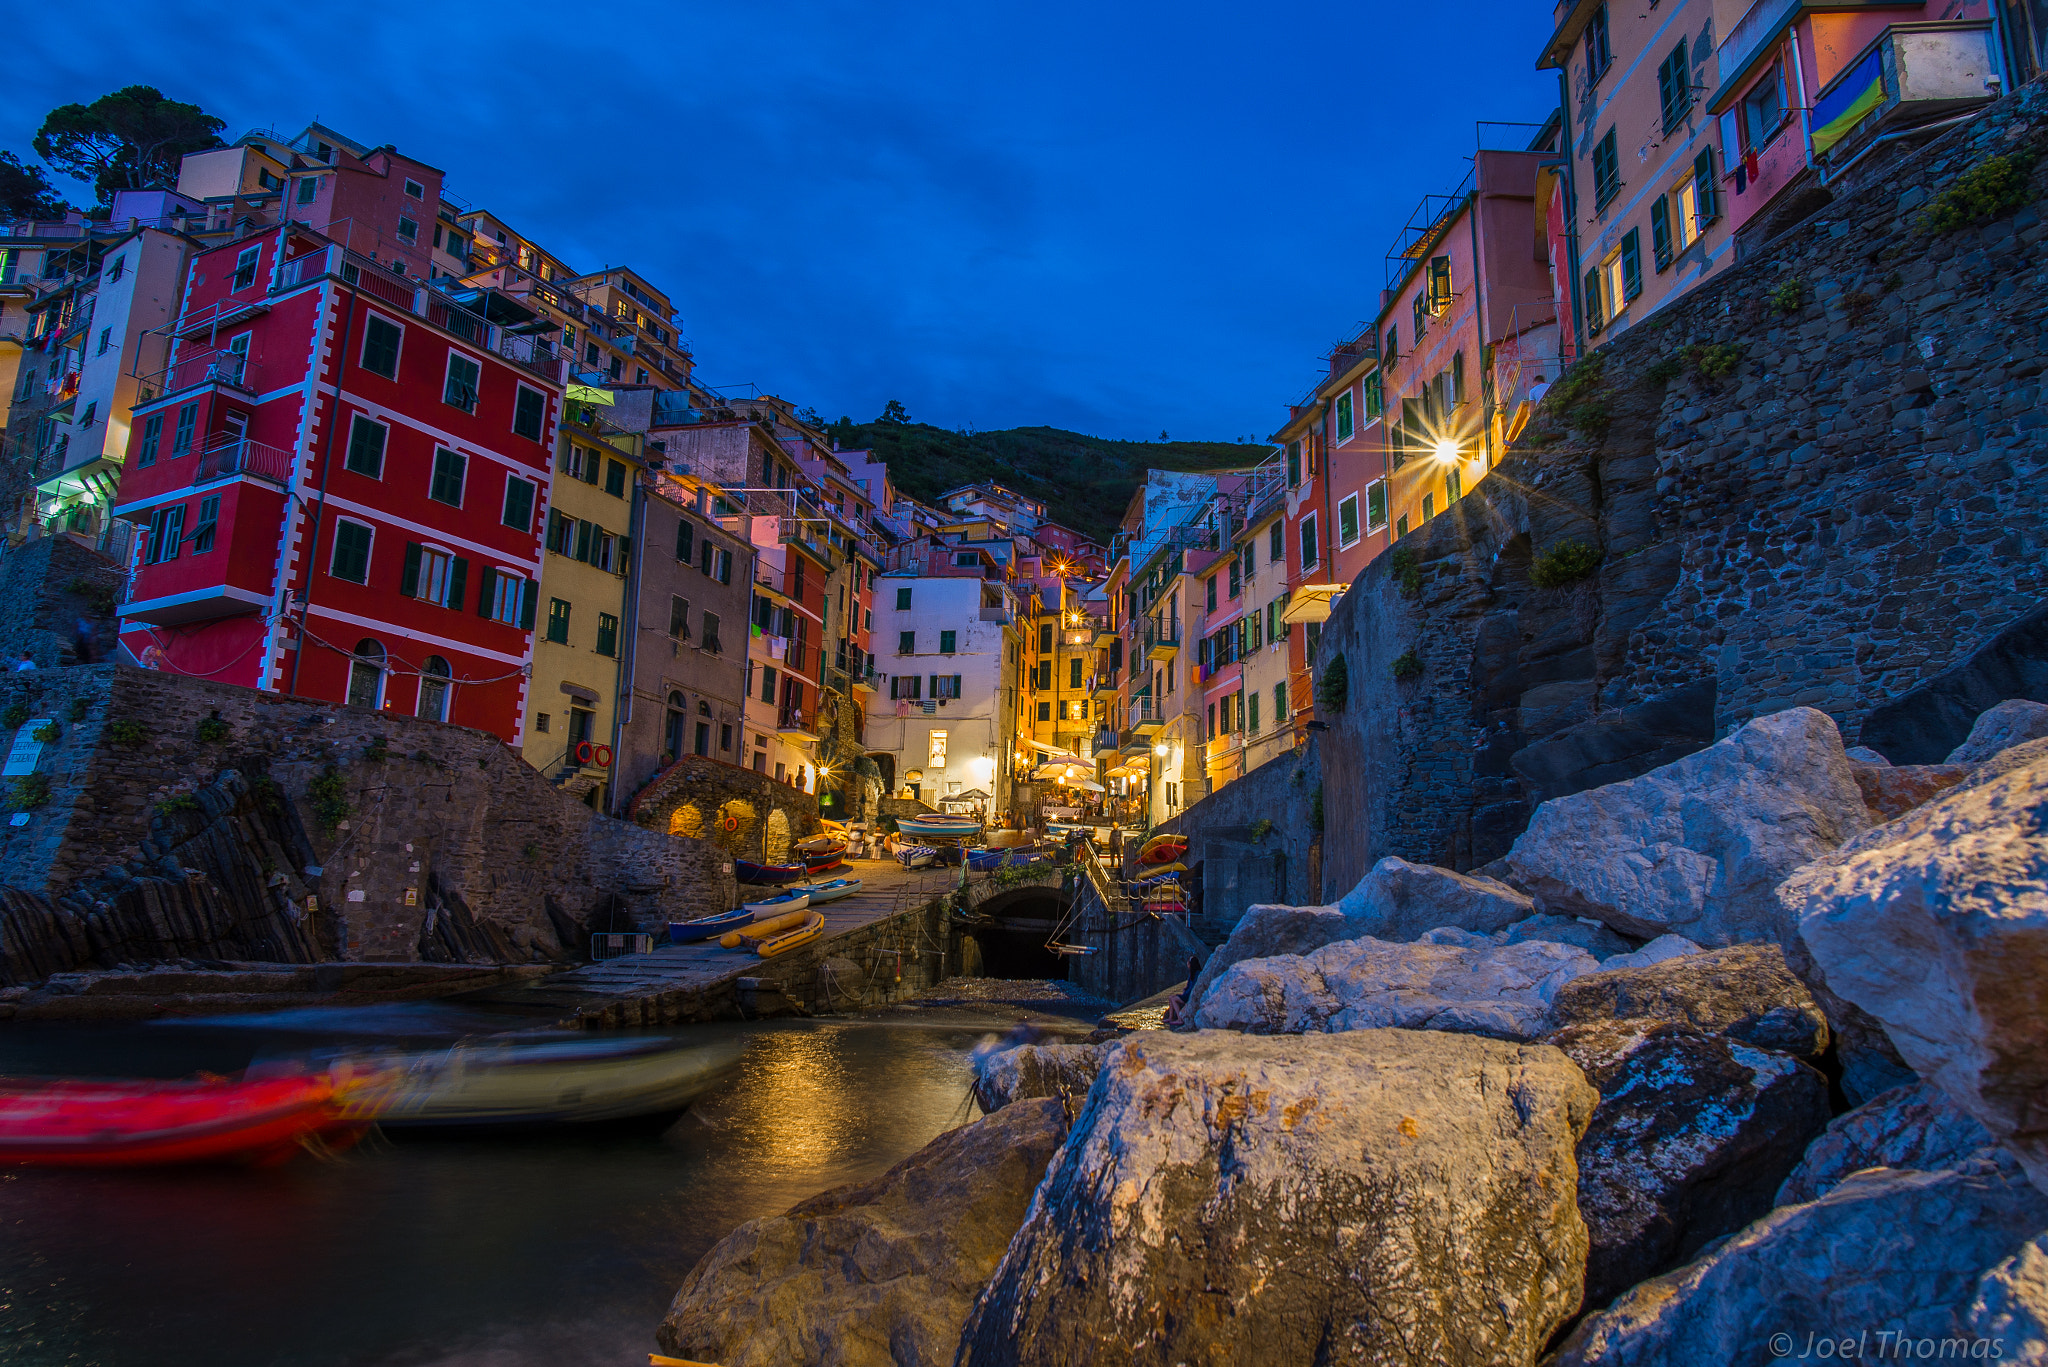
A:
[[763, 808, 792, 863], [712, 798, 757, 857], [668, 802, 706, 839]]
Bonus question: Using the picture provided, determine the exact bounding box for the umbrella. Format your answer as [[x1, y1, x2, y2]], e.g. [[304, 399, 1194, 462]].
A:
[[1065, 779, 1106, 792]]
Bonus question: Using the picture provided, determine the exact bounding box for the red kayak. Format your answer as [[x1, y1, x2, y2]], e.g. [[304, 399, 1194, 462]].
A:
[[0, 1074, 370, 1168]]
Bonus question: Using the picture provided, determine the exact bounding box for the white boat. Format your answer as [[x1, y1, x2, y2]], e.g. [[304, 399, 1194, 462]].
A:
[[897, 813, 981, 839], [742, 889, 810, 916], [345, 1035, 744, 1128], [799, 877, 862, 904]]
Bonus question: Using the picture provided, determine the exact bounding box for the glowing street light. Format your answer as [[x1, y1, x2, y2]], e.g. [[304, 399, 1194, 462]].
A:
[[1433, 438, 1461, 463], [1152, 742, 1169, 756]]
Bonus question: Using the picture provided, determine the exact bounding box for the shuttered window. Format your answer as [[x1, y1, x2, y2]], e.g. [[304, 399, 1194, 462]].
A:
[[1657, 39, 1691, 134], [502, 476, 534, 531], [1620, 228, 1643, 301], [1652, 198, 1674, 269], [429, 448, 466, 506], [675, 518, 695, 562], [1693, 148, 1720, 224], [512, 386, 545, 441], [1592, 128, 1620, 207], [345, 416, 386, 477], [361, 316, 402, 378], [331, 520, 372, 583]]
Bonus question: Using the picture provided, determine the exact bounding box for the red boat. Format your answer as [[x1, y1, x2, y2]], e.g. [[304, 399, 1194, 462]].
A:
[[0, 1074, 370, 1168], [801, 843, 848, 874]]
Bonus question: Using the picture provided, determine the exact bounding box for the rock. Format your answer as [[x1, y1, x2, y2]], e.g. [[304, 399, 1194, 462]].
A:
[[1851, 761, 1971, 820], [956, 1029, 1598, 1367], [1788, 743, 2048, 1193], [1555, 1152, 2048, 1366], [1969, 1232, 2048, 1363], [1546, 1018, 1832, 1308], [658, 1097, 1068, 1367], [1858, 600, 2048, 764], [972, 1042, 1102, 1113], [1333, 855, 1536, 942], [1777, 1080, 1995, 1205], [1845, 746, 1892, 765], [1595, 934, 1703, 973], [1508, 679, 1720, 806], [1948, 699, 2048, 764], [1964, 736, 2048, 791], [1181, 901, 1353, 1015], [1548, 942, 1829, 1060], [1193, 936, 1598, 1041], [1505, 707, 1871, 946], [1497, 913, 1638, 960]]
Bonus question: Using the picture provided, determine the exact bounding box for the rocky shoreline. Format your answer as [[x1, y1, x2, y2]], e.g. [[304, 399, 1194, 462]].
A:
[[652, 698, 2048, 1365]]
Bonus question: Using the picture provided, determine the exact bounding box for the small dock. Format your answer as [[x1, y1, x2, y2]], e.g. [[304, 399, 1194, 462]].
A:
[[463, 856, 1055, 1027]]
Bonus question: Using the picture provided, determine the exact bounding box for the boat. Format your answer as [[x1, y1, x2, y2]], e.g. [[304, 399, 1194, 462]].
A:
[[894, 843, 938, 869], [344, 1035, 744, 1129], [1137, 835, 1188, 866], [966, 845, 1045, 872], [798, 877, 862, 904], [733, 858, 806, 885], [721, 905, 815, 948], [668, 907, 754, 944], [796, 832, 845, 851], [742, 889, 810, 916], [0, 1073, 369, 1167], [801, 843, 848, 873], [754, 910, 825, 958], [897, 813, 981, 839]]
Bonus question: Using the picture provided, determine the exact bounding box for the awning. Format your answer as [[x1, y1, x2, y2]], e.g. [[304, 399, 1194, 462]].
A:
[[1026, 741, 1083, 759], [565, 384, 615, 405], [1281, 583, 1350, 625]]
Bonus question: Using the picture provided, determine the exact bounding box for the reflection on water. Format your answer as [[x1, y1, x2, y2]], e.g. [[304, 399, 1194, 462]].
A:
[[0, 1012, 1030, 1367]]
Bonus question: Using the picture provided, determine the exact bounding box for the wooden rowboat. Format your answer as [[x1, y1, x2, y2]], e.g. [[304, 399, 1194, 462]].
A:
[[798, 877, 861, 904], [897, 814, 981, 839], [754, 910, 825, 958], [0, 1073, 369, 1167], [669, 908, 754, 944], [733, 858, 806, 885], [741, 890, 810, 917], [720, 905, 815, 949]]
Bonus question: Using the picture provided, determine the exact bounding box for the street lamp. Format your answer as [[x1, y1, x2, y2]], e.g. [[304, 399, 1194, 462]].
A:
[[1433, 437, 1460, 463], [1153, 742, 1168, 756]]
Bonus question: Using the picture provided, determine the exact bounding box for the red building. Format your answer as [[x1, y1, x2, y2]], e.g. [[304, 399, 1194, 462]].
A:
[[113, 224, 562, 743]]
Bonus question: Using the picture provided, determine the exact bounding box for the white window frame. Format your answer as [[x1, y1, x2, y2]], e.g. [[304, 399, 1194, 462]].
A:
[[1299, 510, 1319, 570], [1364, 478, 1389, 532], [442, 348, 481, 413], [232, 245, 261, 290], [331, 517, 375, 583], [403, 178, 426, 199], [360, 312, 405, 378], [417, 546, 454, 604], [511, 383, 546, 441], [1673, 177, 1702, 250], [396, 217, 419, 244], [490, 572, 525, 625], [1337, 493, 1361, 549]]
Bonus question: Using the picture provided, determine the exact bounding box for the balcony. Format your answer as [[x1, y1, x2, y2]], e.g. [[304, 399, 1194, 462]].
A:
[[849, 665, 879, 694], [1206, 732, 1244, 764], [776, 707, 820, 741], [978, 605, 1014, 624], [135, 349, 260, 407], [193, 433, 294, 487], [1131, 695, 1167, 734], [1145, 624, 1181, 662]]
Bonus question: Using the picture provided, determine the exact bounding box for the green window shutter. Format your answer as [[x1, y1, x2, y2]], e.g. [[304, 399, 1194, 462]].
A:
[[513, 387, 544, 441], [700, 539, 713, 574], [522, 581, 538, 631], [400, 542, 422, 597], [675, 519, 694, 561], [446, 557, 467, 611], [345, 417, 385, 477], [1652, 198, 1673, 269], [1694, 148, 1719, 223], [1583, 267, 1604, 331], [476, 564, 497, 616], [1621, 229, 1643, 300], [575, 520, 593, 563], [502, 477, 533, 531], [583, 456, 600, 486], [951, 674, 962, 698], [1368, 481, 1387, 529], [618, 536, 631, 574]]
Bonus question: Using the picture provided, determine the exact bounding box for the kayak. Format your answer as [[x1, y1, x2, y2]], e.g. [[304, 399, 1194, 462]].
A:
[[734, 858, 806, 885], [897, 814, 981, 839], [742, 889, 810, 916], [721, 905, 815, 949], [755, 910, 825, 958], [342, 1035, 743, 1129], [1137, 835, 1187, 865], [669, 908, 754, 944], [0, 1073, 368, 1167], [799, 877, 862, 904]]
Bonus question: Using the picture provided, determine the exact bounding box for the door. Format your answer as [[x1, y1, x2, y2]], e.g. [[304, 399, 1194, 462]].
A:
[[220, 411, 248, 473]]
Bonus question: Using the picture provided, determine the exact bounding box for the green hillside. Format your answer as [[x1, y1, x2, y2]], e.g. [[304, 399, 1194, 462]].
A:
[[823, 418, 1270, 545]]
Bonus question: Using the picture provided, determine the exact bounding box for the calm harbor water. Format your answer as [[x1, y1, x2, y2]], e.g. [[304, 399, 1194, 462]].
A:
[[0, 1005, 1054, 1367]]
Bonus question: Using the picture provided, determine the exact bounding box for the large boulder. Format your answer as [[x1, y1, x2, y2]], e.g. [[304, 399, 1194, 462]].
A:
[[1554, 1153, 2048, 1366], [1181, 902, 1354, 1014], [1496, 913, 1637, 960], [972, 1042, 1103, 1113], [1333, 856, 1536, 942], [1193, 936, 1597, 1042], [1850, 761, 1971, 821], [1777, 1080, 1995, 1205], [1789, 743, 2048, 1193], [1947, 699, 2048, 765], [657, 1098, 1068, 1367], [956, 1029, 1599, 1366], [1504, 707, 1871, 946], [1547, 1018, 1832, 1308], [1969, 1232, 2048, 1362], [1547, 942, 1829, 1060]]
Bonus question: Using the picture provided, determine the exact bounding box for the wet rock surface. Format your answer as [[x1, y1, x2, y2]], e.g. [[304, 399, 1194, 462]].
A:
[[956, 1029, 1598, 1367], [1547, 942, 1829, 1060], [971, 1041, 1103, 1112], [1331, 855, 1536, 943]]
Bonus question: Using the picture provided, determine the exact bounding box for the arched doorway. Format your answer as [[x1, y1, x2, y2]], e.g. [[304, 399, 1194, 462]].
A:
[[668, 802, 705, 839], [347, 640, 385, 710], [763, 808, 792, 863], [418, 655, 451, 722], [968, 886, 1070, 978]]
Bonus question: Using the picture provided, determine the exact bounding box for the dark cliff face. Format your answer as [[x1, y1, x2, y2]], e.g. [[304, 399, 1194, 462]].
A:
[[1308, 82, 2048, 900]]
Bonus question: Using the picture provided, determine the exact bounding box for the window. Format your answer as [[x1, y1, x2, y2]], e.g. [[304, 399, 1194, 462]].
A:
[[1657, 39, 1692, 133], [1652, 197, 1673, 269], [500, 476, 535, 532], [1396, 514, 1409, 539], [1206, 574, 1218, 611], [331, 519, 373, 583], [1384, 324, 1398, 362], [172, 403, 197, 456], [1364, 370, 1383, 419], [1673, 176, 1701, 252], [1286, 441, 1301, 486], [674, 519, 695, 563], [1069, 657, 1084, 689], [1275, 681, 1287, 722], [78, 401, 97, 430], [1584, 2, 1612, 80], [345, 415, 386, 477], [1334, 390, 1353, 441], [403, 178, 425, 199], [890, 673, 921, 701], [1449, 465, 1466, 503], [694, 722, 711, 757], [484, 570, 528, 626], [711, 548, 731, 584], [1366, 480, 1388, 531], [233, 246, 260, 290], [898, 630, 916, 654], [1742, 63, 1786, 153], [1299, 511, 1319, 570], [1338, 493, 1361, 548], [1620, 228, 1643, 302], [930, 674, 962, 700], [1037, 700, 1052, 722], [401, 543, 465, 608], [296, 177, 318, 205], [418, 657, 451, 722], [396, 218, 419, 244], [513, 387, 545, 441], [605, 460, 626, 497], [546, 597, 571, 644], [95, 326, 111, 357], [895, 586, 912, 610], [596, 613, 619, 656], [1269, 522, 1284, 563], [1427, 255, 1453, 314], [1413, 291, 1427, 341], [105, 255, 124, 283], [1248, 691, 1260, 734], [1692, 148, 1720, 227], [191, 496, 221, 554], [145, 504, 186, 563], [1228, 556, 1241, 598], [1592, 128, 1621, 208], [1583, 265, 1605, 333], [430, 448, 467, 505], [1599, 252, 1627, 323], [560, 444, 593, 482], [953, 551, 978, 567], [361, 316, 402, 378], [939, 630, 957, 654], [720, 723, 732, 751], [1422, 492, 1435, 522], [443, 352, 480, 412], [347, 641, 384, 709], [1038, 623, 1054, 654], [138, 413, 162, 468], [695, 609, 720, 655]]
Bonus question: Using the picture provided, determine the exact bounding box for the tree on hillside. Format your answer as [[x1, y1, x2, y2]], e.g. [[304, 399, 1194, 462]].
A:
[[34, 87, 225, 206], [0, 152, 67, 220], [877, 399, 912, 425]]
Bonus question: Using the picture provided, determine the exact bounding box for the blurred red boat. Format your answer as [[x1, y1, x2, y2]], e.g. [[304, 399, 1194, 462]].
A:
[[0, 1074, 369, 1167]]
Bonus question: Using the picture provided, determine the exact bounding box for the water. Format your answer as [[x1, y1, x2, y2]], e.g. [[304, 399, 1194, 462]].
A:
[[0, 1006, 1061, 1367]]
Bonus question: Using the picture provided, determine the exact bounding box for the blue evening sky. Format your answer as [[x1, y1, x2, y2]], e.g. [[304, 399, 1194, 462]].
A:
[[4, 1, 1560, 443]]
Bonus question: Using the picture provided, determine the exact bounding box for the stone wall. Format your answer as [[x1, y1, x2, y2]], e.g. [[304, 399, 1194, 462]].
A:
[[1306, 79, 2048, 899], [624, 752, 822, 864], [0, 665, 736, 983], [1152, 743, 1323, 939], [0, 536, 124, 667]]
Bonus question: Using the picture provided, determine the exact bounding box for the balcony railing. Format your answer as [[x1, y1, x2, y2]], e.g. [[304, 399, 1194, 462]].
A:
[[194, 433, 293, 486], [135, 349, 260, 405]]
